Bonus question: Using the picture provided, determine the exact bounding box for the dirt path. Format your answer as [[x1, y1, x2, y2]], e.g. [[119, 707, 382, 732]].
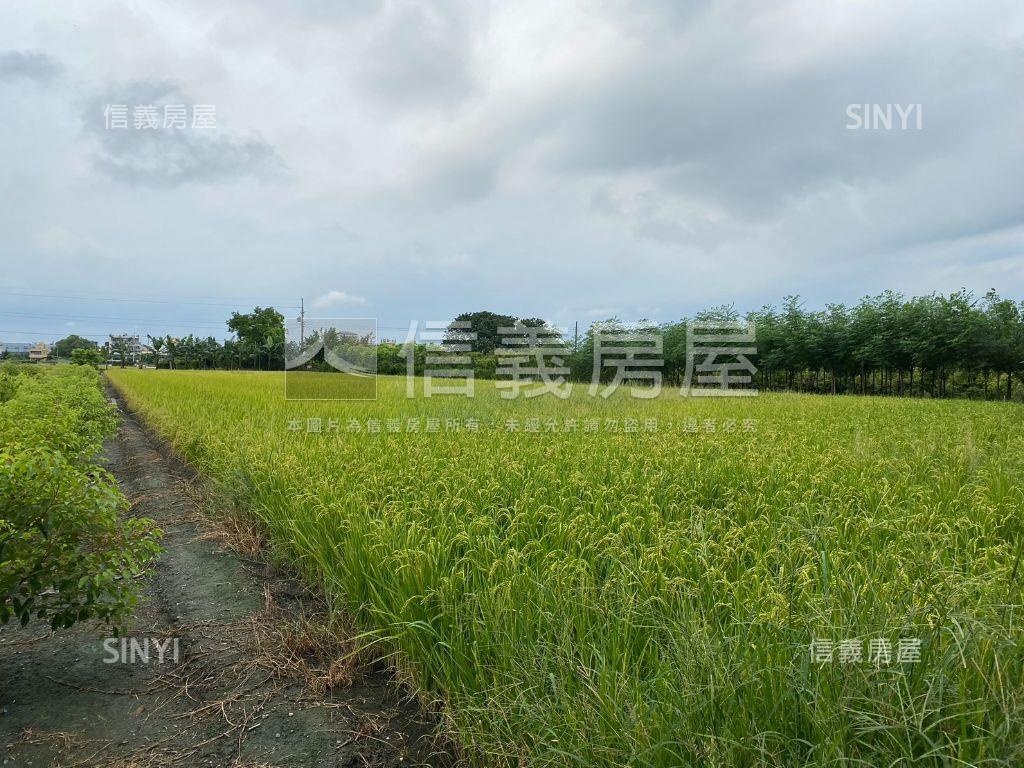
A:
[[0, 393, 450, 767]]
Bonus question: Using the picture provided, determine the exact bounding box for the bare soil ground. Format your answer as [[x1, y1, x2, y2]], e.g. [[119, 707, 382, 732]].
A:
[[0, 391, 453, 768]]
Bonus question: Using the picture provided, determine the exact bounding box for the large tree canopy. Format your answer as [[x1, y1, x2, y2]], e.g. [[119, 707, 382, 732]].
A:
[[227, 306, 285, 370], [443, 311, 563, 354], [53, 334, 97, 358]]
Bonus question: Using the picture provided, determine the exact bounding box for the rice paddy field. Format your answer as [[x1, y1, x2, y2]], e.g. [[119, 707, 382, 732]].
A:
[[106, 369, 1024, 767]]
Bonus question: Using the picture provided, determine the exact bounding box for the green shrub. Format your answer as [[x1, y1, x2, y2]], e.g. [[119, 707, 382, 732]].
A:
[[71, 346, 106, 368], [0, 367, 160, 630], [0, 362, 40, 403]]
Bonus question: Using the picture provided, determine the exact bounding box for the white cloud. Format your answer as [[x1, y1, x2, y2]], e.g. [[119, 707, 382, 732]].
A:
[[311, 290, 368, 309]]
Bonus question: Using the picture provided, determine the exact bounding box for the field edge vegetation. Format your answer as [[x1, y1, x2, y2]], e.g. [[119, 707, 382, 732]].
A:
[[1, 364, 160, 631]]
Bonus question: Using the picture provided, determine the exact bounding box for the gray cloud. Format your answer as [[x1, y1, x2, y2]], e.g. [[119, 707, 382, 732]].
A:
[[82, 81, 287, 187], [357, 3, 477, 110], [0, 50, 61, 82], [1, 0, 1023, 343], [254, 0, 382, 22], [416, 3, 1024, 259]]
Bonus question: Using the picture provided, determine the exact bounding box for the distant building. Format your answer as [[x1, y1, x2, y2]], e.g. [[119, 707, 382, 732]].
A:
[[0, 341, 49, 360], [108, 334, 142, 365], [139, 344, 168, 362], [0, 342, 34, 358], [28, 341, 51, 361]]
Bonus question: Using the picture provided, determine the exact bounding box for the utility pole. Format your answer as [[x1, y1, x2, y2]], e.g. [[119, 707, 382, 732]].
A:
[[299, 297, 305, 345], [574, 320, 579, 353]]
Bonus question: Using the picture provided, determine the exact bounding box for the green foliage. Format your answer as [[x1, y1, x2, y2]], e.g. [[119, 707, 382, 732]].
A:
[[0, 367, 161, 631], [471, 350, 497, 380], [745, 290, 1024, 398], [227, 306, 285, 370], [376, 341, 407, 376], [71, 346, 106, 368], [0, 361, 40, 403], [135, 293, 1024, 401], [445, 310, 521, 354], [0, 449, 158, 629], [109, 368, 1024, 767], [285, 327, 378, 376], [53, 334, 97, 359], [158, 334, 224, 370], [445, 311, 565, 355]]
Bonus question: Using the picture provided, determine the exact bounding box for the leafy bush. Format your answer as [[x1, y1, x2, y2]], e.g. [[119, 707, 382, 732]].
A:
[[0, 366, 160, 630], [0, 361, 40, 403], [71, 346, 106, 368]]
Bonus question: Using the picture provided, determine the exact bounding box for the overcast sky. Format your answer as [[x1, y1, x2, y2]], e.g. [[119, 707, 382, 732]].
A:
[[1, 0, 1023, 343]]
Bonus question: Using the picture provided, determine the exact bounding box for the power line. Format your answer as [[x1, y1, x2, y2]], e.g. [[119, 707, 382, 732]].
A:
[[0, 311, 227, 328], [0, 328, 229, 338], [0, 290, 299, 309], [0, 329, 118, 337]]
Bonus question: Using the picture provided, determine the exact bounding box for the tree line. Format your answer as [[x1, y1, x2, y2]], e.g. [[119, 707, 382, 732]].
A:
[[749, 290, 1023, 399], [45, 307, 287, 371], [49, 291, 1024, 401], [300, 295, 1024, 401]]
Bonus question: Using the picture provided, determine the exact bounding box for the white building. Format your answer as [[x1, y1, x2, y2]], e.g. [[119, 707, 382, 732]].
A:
[[108, 334, 142, 365]]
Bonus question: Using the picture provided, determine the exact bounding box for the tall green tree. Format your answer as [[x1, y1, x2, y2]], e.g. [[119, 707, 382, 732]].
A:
[[53, 334, 96, 359], [147, 335, 165, 368], [444, 311, 521, 354], [227, 306, 285, 370], [983, 290, 1024, 400]]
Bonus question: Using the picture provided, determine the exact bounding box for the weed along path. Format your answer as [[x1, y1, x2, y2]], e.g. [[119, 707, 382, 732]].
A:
[[0, 390, 448, 768]]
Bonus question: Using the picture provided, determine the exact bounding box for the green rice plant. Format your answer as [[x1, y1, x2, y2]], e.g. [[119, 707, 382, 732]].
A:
[[107, 369, 1024, 767]]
